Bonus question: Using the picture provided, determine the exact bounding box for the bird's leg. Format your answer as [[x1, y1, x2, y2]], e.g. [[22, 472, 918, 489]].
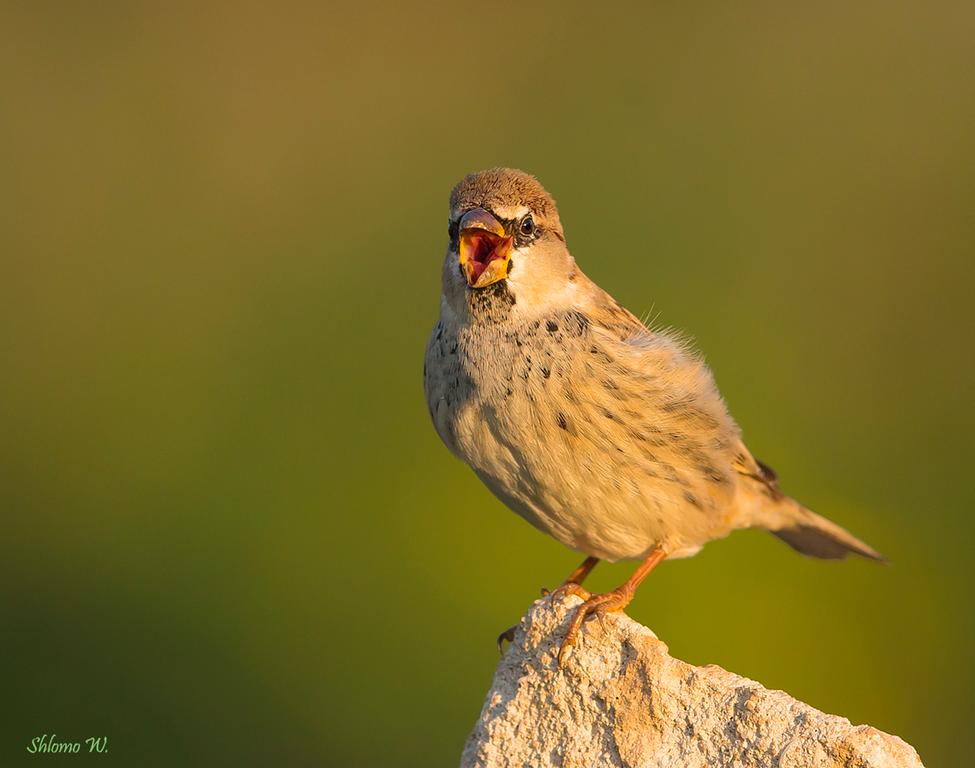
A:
[[547, 556, 600, 602], [497, 556, 601, 654], [558, 546, 667, 666]]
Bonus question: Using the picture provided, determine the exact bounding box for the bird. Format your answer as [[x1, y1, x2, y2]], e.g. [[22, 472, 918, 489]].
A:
[[423, 168, 882, 664]]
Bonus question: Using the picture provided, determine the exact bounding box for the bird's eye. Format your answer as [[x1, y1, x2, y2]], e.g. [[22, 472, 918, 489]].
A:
[[519, 215, 535, 236]]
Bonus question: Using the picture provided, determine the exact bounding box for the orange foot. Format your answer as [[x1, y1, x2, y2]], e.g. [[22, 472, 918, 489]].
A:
[[557, 585, 633, 665], [548, 581, 591, 603], [547, 555, 598, 603], [556, 545, 668, 666], [498, 556, 600, 654], [497, 584, 591, 654]]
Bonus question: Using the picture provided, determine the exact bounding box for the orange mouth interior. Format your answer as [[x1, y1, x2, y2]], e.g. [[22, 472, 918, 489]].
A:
[[465, 231, 503, 283], [461, 230, 511, 286]]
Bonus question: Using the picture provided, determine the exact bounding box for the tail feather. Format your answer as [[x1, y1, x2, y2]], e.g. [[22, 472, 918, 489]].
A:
[[771, 503, 885, 562], [734, 446, 884, 562]]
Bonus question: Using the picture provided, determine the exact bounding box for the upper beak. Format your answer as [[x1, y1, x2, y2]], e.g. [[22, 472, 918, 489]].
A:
[[458, 208, 513, 288]]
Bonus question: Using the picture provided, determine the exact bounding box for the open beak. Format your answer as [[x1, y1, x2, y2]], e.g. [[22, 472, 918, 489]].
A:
[[458, 208, 513, 288]]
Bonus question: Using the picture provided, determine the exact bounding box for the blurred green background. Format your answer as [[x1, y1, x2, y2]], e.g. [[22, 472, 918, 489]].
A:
[[2, 1, 972, 765]]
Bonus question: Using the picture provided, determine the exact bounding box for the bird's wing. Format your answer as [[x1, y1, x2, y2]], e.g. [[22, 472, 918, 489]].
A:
[[578, 289, 744, 492]]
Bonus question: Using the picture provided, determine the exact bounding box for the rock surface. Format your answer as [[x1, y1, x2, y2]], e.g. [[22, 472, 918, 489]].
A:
[[460, 596, 923, 768]]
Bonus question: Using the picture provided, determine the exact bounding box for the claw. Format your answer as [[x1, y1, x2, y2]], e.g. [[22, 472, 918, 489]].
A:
[[549, 581, 591, 603], [556, 546, 667, 667], [557, 587, 632, 666], [496, 625, 517, 654]]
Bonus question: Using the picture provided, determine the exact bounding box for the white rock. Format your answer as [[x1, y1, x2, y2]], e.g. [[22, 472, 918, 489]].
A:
[[461, 596, 923, 768]]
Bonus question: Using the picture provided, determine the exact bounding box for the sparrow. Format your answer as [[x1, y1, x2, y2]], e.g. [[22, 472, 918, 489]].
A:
[[423, 168, 882, 664]]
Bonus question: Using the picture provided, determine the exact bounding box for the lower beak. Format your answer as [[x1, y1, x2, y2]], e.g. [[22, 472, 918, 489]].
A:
[[458, 208, 512, 289]]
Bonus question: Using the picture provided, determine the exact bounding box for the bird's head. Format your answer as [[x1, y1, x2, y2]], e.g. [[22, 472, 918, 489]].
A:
[[442, 168, 576, 316]]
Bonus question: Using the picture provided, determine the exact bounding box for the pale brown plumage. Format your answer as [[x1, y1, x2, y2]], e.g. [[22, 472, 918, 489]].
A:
[[424, 168, 882, 661]]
